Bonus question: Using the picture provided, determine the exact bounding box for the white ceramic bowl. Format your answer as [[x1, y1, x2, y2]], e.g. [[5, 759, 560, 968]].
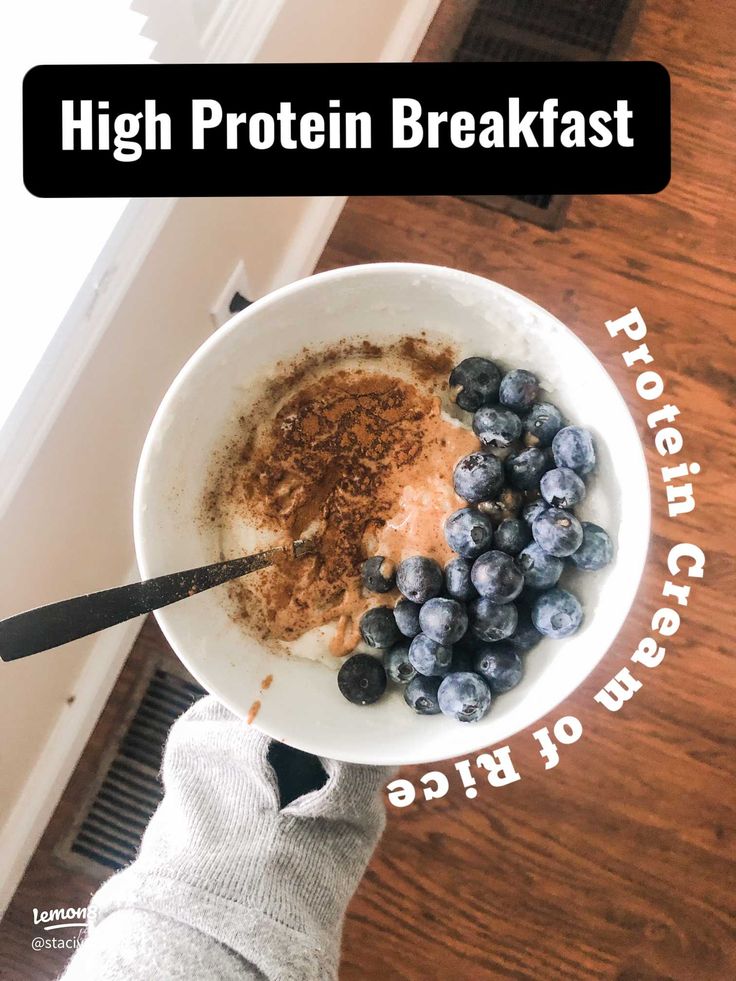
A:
[[134, 263, 650, 765]]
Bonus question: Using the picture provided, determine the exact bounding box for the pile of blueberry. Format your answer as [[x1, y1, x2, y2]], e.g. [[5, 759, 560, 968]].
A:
[[337, 357, 613, 723]]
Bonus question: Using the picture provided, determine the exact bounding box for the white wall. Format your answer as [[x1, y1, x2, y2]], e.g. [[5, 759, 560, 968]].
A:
[[0, 0, 439, 914]]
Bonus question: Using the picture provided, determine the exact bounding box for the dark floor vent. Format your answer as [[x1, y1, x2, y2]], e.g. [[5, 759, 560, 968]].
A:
[[455, 25, 564, 64], [56, 667, 205, 878], [455, 0, 641, 63], [453, 0, 641, 228], [475, 38, 561, 62]]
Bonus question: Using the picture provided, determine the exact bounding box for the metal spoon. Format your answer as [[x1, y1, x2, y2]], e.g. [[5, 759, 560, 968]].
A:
[[0, 540, 315, 662]]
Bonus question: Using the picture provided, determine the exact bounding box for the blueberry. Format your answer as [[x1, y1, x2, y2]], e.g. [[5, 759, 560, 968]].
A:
[[394, 598, 422, 638], [383, 642, 416, 685], [404, 675, 441, 715], [570, 522, 614, 570], [396, 556, 443, 604], [532, 588, 584, 638], [360, 555, 396, 593], [468, 597, 518, 642], [494, 518, 532, 555], [449, 357, 501, 411], [471, 551, 524, 604], [438, 672, 492, 723], [444, 508, 494, 559], [505, 447, 548, 490], [453, 452, 504, 503], [532, 507, 584, 557], [540, 467, 586, 509], [517, 542, 564, 589], [408, 633, 454, 677], [472, 405, 522, 448], [419, 597, 468, 645], [338, 653, 387, 705], [522, 402, 564, 446], [359, 607, 401, 648], [522, 498, 548, 526], [444, 557, 478, 602], [507, 605, 543, 652], [473, 642, 524, 694], [499, 369, 539, 413], [552, 426, 596, 475]]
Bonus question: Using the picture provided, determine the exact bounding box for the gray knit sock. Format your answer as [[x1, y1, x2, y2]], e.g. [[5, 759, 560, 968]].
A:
[[61, 696, 392, 981]]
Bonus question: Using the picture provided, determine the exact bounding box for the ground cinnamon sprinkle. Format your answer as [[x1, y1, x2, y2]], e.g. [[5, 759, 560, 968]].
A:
[[207, 337, 472, 657]]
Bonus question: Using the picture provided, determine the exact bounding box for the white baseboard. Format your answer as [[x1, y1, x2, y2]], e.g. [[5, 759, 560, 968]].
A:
[[0, 609, 142, 916], [380, 0, 442, 62], [268, 196, 348, 291]]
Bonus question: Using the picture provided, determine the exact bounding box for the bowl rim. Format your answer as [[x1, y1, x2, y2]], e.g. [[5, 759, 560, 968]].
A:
[[134, 261, 651, 764]]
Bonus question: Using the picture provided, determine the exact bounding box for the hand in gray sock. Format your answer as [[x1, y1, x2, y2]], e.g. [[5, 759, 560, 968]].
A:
[[61, 696, 393, 981]]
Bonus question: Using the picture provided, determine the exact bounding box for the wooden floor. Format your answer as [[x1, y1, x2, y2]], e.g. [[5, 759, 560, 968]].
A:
[[2, 0, 735, 977]]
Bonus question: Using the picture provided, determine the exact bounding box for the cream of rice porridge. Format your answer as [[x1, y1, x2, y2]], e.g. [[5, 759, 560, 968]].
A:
[[203, 336, 475, 667]]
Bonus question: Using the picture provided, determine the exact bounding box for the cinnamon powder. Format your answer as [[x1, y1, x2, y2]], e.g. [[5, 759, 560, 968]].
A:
[[208, 338, 475, 656]]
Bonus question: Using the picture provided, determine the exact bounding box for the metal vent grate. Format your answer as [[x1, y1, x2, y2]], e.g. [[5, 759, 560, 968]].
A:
[[453, 0, 641, 228], [455, 27, 564, 64], [462, 0, 634, 58], [455, 0, 640, 63], [58, 667, 205, 877]]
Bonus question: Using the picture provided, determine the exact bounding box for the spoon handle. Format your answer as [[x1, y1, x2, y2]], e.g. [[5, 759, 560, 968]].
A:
[[0, 541, 313, 662]]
